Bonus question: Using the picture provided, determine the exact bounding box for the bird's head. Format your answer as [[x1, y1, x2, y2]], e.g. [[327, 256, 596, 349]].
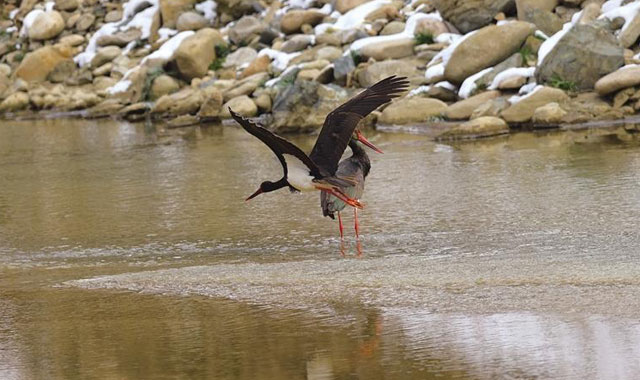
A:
[[245, 180, 285, 201], [354, 129, 383, 154]]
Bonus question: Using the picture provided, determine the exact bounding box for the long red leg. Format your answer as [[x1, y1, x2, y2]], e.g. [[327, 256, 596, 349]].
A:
[[338, 211, 344, 239], [322, 188, 363, 209], [354, 207, 360, 238]]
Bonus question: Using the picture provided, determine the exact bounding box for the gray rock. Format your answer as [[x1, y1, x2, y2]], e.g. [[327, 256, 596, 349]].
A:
[[105, 10, 123, 23], [280, 35, 315, 53], [333, 54, 355, 83], [176, 11, 209, 31], [97, 29, 142, 47], [536, 24, 624, 90], [55, 0, 79, 11], [47, 60, 76, 83], [357, 60, 419, 87], [223, 47, 258, 68], [75, 13, 96, 32], [519, 7, 563, 36], [268, 80, 349, 133], [228, 16, 265, 45], [434, 0, 515, 33], [474, 53, 523, 89], [91, 46, 122, 68], [380, 21, 406, 35]]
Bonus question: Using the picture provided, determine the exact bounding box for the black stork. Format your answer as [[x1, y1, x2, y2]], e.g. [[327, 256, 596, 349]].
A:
[[320, 139, 370, 240], [229, 75, 409, 208]]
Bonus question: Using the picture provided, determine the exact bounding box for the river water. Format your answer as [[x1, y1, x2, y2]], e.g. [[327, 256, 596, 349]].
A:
[[1, 118, 640, 379]]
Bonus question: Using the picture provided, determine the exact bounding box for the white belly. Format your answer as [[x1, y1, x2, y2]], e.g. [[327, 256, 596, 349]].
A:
[[284, 154, 316, 191]]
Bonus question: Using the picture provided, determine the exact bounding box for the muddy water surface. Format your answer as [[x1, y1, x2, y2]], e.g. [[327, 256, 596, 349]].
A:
[[1, 119, 640, 379]]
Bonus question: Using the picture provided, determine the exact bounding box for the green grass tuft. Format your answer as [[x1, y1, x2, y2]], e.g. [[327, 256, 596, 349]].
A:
[[414, 32, 434, 45], [209, 44, 230, 71], [519, 46, 534, 63], [350, 50, 363, 66], [549, 73, 577, 92]]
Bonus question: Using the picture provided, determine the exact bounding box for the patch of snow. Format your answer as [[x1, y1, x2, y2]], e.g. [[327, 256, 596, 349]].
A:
[[319, 3, 332, 15], [288, 0, 315, 9], [435, 81, 456, 91], [315, 0, 390, 35], [329, 10, 341, 18], [75, 0, 160, 67], [509, 84, 542, 104], [458, 67, 492, 99], [599, 2, 640, 37], [435, 32, 461, 45], [125, 3, 158, 39], [602, 0, 623, 13], [74, 23, 118, 66], [519, 82, 538, 95], [45, 1, 55, 11], [534, 30, 548, 40], [432, 30, 476, 66], [488, 67, 535, 90], [20, 9, 44, 37], [408, 85, 431, 96], [425, 63, 444, 81], [349, 12, 442, 53], [9, 9, 19, 20], [259, 48, 301, 71], [107, 79, 133, 95], [537, 24, 571, 68], [158, 27, 178, 41], [496, 20, 514, 26], [195, 0, 217, 23], [122, 40, 137, 55], [570, 10, 582, 24], [5, 26, 17, 34], [141, 31, 194, 64]]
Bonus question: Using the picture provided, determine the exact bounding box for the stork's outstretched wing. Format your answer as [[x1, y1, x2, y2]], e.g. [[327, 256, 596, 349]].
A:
[[309, 76, 409, 175], [230, 109, 322, 178]]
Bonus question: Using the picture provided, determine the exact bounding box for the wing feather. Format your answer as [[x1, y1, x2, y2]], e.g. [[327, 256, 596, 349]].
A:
[[230, 109, 322, 178], [309, 76, 409, 174]]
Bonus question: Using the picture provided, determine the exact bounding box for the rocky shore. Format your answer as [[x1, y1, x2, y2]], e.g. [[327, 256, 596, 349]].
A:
[[1, 0, 640, 139]]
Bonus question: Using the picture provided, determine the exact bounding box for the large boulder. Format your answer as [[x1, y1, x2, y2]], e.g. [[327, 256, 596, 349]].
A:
[[434, 0, 515, 33], [28, 11, 65, 40], [14, 45, 74, 82], [223, 72, 270, 101], [501, 86, 569, 123], [437, 116, 509, 140], [444, 90, 501, 119], [358, 38, 415, 61], [221, 95, 257, 118], [356, 60, 419, 87], [152, 87, 204, 115], [97, 29, 142, 47], [0, 92, 30, 112], [268, 81, 349, 133], [517, 6, 563, 36], [379, 97, 448, 124], [535, 24, 624, 90], [515, 0, 556, 18], [224, 47, 258, 69], [595, 65, 640, 96], [176, 11, 209, 31], [444, 21, 535, 84], [280, 10, 325, 34], [149, 74, 180, 100], [159, 0, 197, 29], [228, 16, 266, 45], [175, 28, 224, 80], [91, 46, 122, 68]]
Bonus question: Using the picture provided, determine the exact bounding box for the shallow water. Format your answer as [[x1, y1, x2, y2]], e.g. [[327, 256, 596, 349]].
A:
[[1, 118, 640, 379]]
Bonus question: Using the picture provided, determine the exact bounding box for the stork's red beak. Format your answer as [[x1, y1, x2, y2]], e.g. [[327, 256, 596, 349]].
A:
[[245, 188, 263, 201], [356, 130, 383, 154]]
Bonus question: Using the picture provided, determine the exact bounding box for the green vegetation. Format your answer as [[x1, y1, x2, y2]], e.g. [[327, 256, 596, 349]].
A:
[[549, 74, 577, 92], [142, 67, 165, 101], [350, 50, 363, 66], [519, 46, 534, 63], [209, 44, 230, 71], [13, 51, 24, 63], [414, 32, 434, 45]]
